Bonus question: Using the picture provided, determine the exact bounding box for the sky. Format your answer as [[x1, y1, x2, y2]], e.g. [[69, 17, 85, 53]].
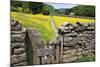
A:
[[45, 3, 78, 9]]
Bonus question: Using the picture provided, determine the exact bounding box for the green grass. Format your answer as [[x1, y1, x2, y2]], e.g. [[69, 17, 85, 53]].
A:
[[53, 16, 95, 27], [11, 12, 95, 43], [11, 12, 55, 42], [75, 56, 95, 62]]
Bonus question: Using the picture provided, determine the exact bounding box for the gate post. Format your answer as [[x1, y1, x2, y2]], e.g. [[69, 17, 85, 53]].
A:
[[57, 26, 65, 63], [27, 28, 41, 65], [59, 35, 64, 63]]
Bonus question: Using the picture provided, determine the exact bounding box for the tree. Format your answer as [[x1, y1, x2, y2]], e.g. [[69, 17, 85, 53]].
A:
[[11, 1, 22, 8], [42, 4, 55, 15], [42, 9, 50, 15], [22, 2, 30, 13], [72, 5, 95, 17], [29, 2, 44, 14], [65, 9, 72, 15]]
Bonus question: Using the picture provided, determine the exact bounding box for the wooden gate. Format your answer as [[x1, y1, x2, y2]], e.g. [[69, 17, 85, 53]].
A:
[[25, 28, 64, 65]]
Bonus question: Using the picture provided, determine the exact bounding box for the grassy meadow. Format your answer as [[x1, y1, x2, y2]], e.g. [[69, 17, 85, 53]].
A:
[[11, 12, 55, 42], [11, 12, 95, 42], [54, 16, 95, 27]]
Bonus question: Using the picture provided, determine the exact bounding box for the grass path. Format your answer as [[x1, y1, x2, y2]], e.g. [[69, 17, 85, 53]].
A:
[[50, 16, 58, 38]]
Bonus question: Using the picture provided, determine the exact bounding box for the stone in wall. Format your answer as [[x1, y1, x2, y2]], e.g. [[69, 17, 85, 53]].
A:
[[11, 34, 25, 42], [13, 48, 25, 55], [11, 43, 25, 49], [63, 56, 77, 63], [11, 53, 27, 64], [11, 20, 22, 31]]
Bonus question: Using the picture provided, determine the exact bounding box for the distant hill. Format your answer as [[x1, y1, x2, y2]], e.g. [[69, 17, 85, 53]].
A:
[[71, 5, 95, 17], [55, 8, 66, 15], [55, 5, 95, 17], [42, 3, 55, 15], [43, 4, 55, 13], [11, 1, 95, 17]]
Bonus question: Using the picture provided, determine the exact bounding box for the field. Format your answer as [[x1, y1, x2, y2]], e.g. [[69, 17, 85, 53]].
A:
[[11, 12, 95, 42], [54, 16, 95, 27], [11, 12, 55, 42]]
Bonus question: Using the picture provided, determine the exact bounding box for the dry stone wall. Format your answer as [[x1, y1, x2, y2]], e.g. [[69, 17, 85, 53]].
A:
[[57, 22, 95, 63], [11, 20, 28, 66], [11, 20, 95, 66]]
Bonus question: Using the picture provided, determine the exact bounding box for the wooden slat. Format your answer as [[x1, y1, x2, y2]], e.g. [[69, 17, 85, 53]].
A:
[[51, 55, 55, 64], [51, 45, 55, 64], [55, 45, 60, 63], [41, 56, 48, 64], [47, 56, 50, 64]]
